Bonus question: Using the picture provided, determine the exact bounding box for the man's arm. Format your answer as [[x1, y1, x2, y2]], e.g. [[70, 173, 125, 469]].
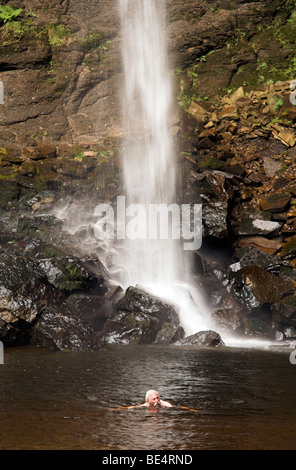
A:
[[126, 402, 148, 409], [160, 400, 173, 407]]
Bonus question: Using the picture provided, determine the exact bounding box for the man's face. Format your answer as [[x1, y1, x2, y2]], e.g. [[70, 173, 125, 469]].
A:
[[148, 392, 160, 407]]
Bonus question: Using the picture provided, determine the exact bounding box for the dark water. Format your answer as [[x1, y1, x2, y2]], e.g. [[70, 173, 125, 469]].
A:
[[0, 344, 296, 450]]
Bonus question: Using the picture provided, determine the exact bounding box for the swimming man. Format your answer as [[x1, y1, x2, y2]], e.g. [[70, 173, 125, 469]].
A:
[[128, 389, 173, 409]]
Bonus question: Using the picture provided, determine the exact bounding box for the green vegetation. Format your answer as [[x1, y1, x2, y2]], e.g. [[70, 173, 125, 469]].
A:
[[174, 3, 296, 107], [71, 152, 84, 162], [80, 30, 102, 50], [80, 30, 113, 60], [249, 10, 296, 86], [0, 5, 23, 23], [46, 24, 73, 47], [0, 5, 28, 45], [98, 149, 114, 162], [0, 172, 17, 181], [272, 11, 296, 50], [0, 147, 7, 159], [55, 260, 88, 292], [42, 246, 64, 258], [273, 96, 284, 111], [175, 51, 216, 108], [0, 7, 73, 48], [1, 18, 25, 44]]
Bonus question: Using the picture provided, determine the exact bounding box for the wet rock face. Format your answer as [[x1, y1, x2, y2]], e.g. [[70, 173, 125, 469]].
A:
[[234, 265, 294, 307], [179, 77, 296, 342], [115, 286, 180, 324], [0, 246, 105, 350], [30, 284, 103, 351], [211, 308, 243, 336], [0, 252, 43, 346], [184, 169, 235, 239], [99, 286, 185, 345], [179, 330, 224, 348], [0, 211, 188, 350], [0, 209, 110, 350], [1, 0, 295, 212]]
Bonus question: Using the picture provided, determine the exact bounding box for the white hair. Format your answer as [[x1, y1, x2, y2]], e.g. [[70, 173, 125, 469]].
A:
[[145, 389, 159, 401]]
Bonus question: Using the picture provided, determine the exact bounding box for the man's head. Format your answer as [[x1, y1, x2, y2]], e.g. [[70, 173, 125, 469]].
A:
[[145, 389, 160, 407]]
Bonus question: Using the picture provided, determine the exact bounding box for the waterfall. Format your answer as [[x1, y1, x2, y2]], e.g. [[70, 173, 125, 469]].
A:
[[49, 2, 276, 348], [118, 0, 178, 287], [118, 0, 213, 336]]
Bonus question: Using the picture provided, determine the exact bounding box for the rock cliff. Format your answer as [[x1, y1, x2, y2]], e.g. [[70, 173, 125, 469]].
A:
[[0, 0, 296, 349]]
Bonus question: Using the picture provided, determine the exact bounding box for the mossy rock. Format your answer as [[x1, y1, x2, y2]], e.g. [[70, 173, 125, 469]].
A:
[[155, 323, 185, 344], [238, 245, 280, 270], [281, 238, 296, 258], [41, 257, 96, 293], [99, 310, 161, 345], [25, 243, 64, 260], [115, 286, 179, 324], [272, 295, 296, 327], [244, 317, 272, 337], [279, 265, 296, 285], [0, 180, 20, 209], [199, 157, 227, 171]]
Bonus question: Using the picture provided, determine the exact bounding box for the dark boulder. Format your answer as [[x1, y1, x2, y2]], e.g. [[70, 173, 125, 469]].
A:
[[98, 310, 184, 345], [0, 251, 42, 345], [203, 201, 229, 239], [228, 264, 295, 339], [236, 211, 282, 237], [115, 286, 180, 324], [99, 286, 185, 345], [272, 295, 296, 330], [183, 170, 235, 240], [237, 245, 282, 271], [66, 293, 113, 331], [98, 311, 161, 345], [0, 240, 107, 350], [211, 308, 244, 336], [232, 265, 294, 310], [179, 330, 224, 348], [37, 254, 98, 293], [30, 284, 102, 351], [243, 315, 275, 339]]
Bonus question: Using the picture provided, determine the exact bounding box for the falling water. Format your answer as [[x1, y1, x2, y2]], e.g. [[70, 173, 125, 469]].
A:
[[118, 0, 177, 287], [118, 0, 213, 335]]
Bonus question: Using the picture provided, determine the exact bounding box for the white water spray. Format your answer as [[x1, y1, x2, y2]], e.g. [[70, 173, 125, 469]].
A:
[[118, 0, 213, 335]]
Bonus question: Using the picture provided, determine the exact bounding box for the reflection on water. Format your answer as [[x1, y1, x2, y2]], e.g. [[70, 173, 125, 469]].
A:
[[0, 344, 296, 450]]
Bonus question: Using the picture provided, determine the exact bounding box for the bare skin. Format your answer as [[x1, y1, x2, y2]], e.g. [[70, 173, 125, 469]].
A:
[[112, 389, 200, 412], [136, 390, 173, 409], [124, 390, 173, 410]]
